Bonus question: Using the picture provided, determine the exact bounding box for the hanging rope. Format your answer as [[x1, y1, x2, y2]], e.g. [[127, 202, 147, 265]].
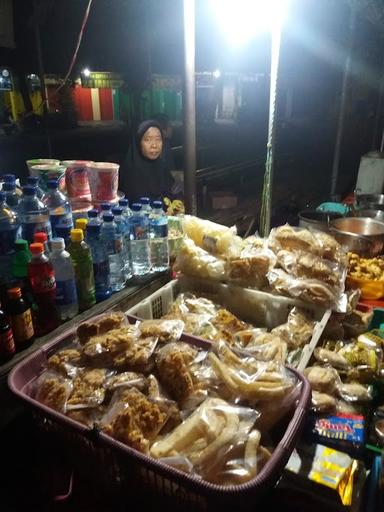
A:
[[259, 27, 282, 237]]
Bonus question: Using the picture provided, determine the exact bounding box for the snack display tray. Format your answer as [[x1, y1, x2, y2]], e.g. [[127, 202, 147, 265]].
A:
[[8, 314, 311, 510], [126, 276, 332, 372]]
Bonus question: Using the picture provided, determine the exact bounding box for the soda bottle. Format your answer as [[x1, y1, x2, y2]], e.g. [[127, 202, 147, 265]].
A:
[[68, 229, 96, 311], [50, 238, 79, 320], [42, 180, 73, 238], [6, 287, 34, 349], [18, 186, 52, 243], [0, 302, 15, 361], [11, 239, 35, 310], [140, 197, 152, 216], [34, 231, 50, 255], [28, 242, 59, 336], [111, 206, 131, 280], [0, 191, 19, 283], [87, 209, 101, 227], [86, 223, 111, 302], [100, 214, 125, 292], [149, 201, 169, 272], [3, 181, 20, 210], [129, 203, 151, 276], [75, 218, 88, 233], [26, 176, 44, 199]]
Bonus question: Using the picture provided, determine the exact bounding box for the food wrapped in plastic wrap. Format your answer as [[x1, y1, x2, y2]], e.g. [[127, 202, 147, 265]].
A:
[[104, 371, 147, 392], [271, 307, 316, 350], [138, 319, 184, 343], [82, 326, 140, 367], [304, 366, 340, 394], [313, 347, 350, 371], [181, 215, 241, 256], [35, 371, 73, 413], [175, 238, 226, 280], [47, 348, 82, 378], [311, 390, 337, 414], [338, 382, 372, 402], [67, 368, 109, 410], [226, 246, 277, 289], [77, 312, 127, 344]]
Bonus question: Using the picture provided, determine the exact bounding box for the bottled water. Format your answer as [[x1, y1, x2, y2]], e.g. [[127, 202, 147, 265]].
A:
[[86, 223, 111, 302], [129, 203, 151, 276], [18, 185, 52, 243], [3, 182, 20, 210], [150, 201, 169, 272], [50, 238, 79, 320], [2, 174, 16, 185], [42, 180, 73, 237], [26, 176, 44, 198], [140, 197, 152, 216], [87, 208, 101, 227], [100, 203, 112, 215], [119, 198, 132, 218], [101, 214, 125, 292], [0, 191, 19, 283], [112, 206, 131, 280]]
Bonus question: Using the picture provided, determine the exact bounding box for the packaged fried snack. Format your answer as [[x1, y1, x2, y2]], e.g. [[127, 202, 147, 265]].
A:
[[271, 307, 316, 350], [304, 366, 340, 395], [175, 238, 226, 281], [47, 348, 82, 377], [67, 368, 108, 410], [226, 246, 276, 289], [77, 312, 127, 344], [138, 319, 184, 343], [313, 348, 350, 371], [311, 390, 336, 414], [35, 371, 73, 413], [104, 371, 147, 392]]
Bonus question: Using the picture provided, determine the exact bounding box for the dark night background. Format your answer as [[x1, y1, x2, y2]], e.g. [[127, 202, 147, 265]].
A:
[[1, 0, 384, 225]]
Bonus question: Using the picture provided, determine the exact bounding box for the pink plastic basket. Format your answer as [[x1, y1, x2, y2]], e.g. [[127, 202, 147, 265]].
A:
[[8, 315, 311, 509]]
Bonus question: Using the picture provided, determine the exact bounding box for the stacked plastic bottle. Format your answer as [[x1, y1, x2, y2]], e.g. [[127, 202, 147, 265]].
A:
[[50, 238, 79, 320], [129, 203, 151, 276], [18, 186, 52, 243], [101, 214, 125, 292], [85, 217, 111, 302], [42, 180, 73, 238], [150, 201, 169, 272], [0, 191, 19, 283]]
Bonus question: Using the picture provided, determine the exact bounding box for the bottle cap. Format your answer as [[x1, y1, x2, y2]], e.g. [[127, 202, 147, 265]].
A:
[[101, 202, 111, 211], [86, 223, 101, 233], [111, 206, 123, 215], [131, 203, 142, 212], [34, 232, 48, 244], [152, 201, 163, 209], [87, 209, 99, 218], [22, 185, 36, 196], [140, 197, 150, 205], [3, 174, 16, 183], [102, 214, 114, 222], [119, 199, 129, 207], [3, 182, 16, 191], [75, 218, 88, 231], [51, 237, 65, 251], [30, 242, 44, 255], [70, 228, 84, 242], [15, 239, 29, 251], [26, 176, 39, 186], [47, 180, 59, 189], [7, 287, 22, 299]]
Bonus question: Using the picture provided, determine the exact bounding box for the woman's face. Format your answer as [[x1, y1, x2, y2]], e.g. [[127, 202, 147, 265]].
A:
[[140, 127, 163, 160]]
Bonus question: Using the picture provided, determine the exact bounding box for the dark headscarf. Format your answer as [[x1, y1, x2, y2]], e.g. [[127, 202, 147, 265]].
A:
[[119, 120, 172, 202]]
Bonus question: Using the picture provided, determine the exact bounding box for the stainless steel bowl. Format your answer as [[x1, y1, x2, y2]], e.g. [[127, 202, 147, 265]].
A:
[[330, 217, 384, 257], [298, 210, 343, 233], [356, 194, 384, 210], [353, 209, 384, 223]]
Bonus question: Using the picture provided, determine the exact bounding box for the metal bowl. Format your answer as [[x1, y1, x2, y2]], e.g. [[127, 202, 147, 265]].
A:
[[298, 210, 343, 233], [330, 217, 384, 257], [353, 209, 384, 223], [356, 194, 384, 210]]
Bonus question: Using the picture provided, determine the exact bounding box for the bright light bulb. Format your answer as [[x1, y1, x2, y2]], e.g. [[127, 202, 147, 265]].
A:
[[211, 0, 288, 47], [213, 69, 221, 79], [82, 68, 91, 77]]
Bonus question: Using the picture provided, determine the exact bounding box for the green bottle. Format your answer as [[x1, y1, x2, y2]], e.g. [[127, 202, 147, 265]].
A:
[[68, 229, 96, 311], [11, 240, 34, 307]]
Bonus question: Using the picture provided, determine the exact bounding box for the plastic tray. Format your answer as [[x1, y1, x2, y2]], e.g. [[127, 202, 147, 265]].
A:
[[127, 276, 331, 371], [8, 313, 311, 509]]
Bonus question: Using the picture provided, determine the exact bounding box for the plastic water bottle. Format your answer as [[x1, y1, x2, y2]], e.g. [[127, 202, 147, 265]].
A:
[[55, 225, 72, 248], [28, 242, 59, 335], [42, 180, 73, 238], [3, 182, 20, 210], [19, 185, 52, 243], [101, 214, 125, 292], [0, 191, 19, 283], [140, 197, 152, 216], [129, 203, 151, 276], [68, 229, 96, 311], [119, 198, 132, 218], [150, 201, 169, 272], [2, 174, 16, 185], [87, 209, 101, 227], [100, 203, 112, 216], [50, 238, 79, 320], [26, 176, 44, 199], [86, 223, 111, 302], [112, 206, 131, 280]]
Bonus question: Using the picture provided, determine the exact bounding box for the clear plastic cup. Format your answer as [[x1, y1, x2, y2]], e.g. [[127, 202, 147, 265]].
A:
[[86, 162, 119, 202], [62, 160, 92, 201]]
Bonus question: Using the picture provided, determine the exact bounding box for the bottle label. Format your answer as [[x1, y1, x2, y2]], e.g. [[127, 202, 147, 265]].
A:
[[151, 223, 168, 238], [93, 260, 109, 287], [22, 221, 52, 243], [0, 225, 18, 256], [56, 278, 78, 306], [50, 213, 73, 232], [10, 309, 34, 343], [0, 328, 15, 355], [33, 274, 56, 294]]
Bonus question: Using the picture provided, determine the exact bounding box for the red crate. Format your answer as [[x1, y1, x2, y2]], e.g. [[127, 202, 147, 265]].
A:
[[8, 315, 311, 510]]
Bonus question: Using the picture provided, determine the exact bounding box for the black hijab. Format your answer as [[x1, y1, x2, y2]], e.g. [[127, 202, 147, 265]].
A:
[[119, 120, 172, 202]]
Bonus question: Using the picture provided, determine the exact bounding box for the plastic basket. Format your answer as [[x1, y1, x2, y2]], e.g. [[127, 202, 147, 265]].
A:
[[127, 276, 331, 371], [8, 314, 311, 510]]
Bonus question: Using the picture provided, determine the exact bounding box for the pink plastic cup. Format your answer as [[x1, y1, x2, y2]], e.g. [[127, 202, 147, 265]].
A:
[[86, 162, 119, 202], [62, 160, 92, 201]]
